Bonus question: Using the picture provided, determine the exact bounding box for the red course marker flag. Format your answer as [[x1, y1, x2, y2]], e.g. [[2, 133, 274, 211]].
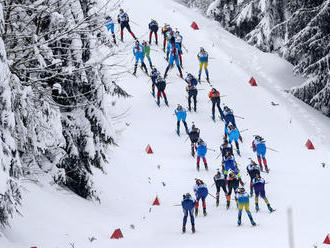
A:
[[110, 228, 124, 239], [152, 196, 160, 206], [305, 139, 315, 150], [324, 234, 330, 244], [249, 77, 258, 86], [145, 144, 153, 154], [191, 22, 199, 30]]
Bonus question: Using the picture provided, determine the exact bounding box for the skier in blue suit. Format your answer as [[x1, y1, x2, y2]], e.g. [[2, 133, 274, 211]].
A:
[[228, 124, 242, 156], [174, 104, 188, 135], [223, 153, 238, 177], [223, 106, 237, 137], [252, 135, 269, 173], [196, 139, 208, 171], [132, 40, 148, 76], [181, 193, 195, 233], [193, 179, 208, 216], [105, 16, 116, 44], [164, 42, 183, 79], [253, 174, 274, 213]]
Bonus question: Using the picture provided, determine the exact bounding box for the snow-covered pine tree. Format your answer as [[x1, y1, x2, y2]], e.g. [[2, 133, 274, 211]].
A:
[[0, 4, 22, 227], [0, 0, 127, 225], [287, 1, 330, 116]]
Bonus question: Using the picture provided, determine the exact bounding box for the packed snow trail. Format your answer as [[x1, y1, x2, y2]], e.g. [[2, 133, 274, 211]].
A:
[[2, 0, 330, 248]]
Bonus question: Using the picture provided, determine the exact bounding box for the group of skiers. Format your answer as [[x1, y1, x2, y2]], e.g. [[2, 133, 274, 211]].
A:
[[104, 10, 275, 234]]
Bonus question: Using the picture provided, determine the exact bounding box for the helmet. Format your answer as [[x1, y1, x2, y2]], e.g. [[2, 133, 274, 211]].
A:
[[106, 16, 111, 20], [177, 104, 182, 110], [185, 193, 191, 198], [152, 67, 157, 72], [176, 30, 180, 34], [135, 40, 139, 46], [157, 75, 162, 81], [229, 171, 235, 178], [142, 40, 147, 45], [238, 187, 245, 194], [119, 8, 124, 13], [200, 47, 205, 52], [224, 106, 230, 112]]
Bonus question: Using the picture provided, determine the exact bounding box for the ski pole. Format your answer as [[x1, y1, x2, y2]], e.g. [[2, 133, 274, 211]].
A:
[[234, 115, 245, 119], [215, 153, 221, 160], [240, 128, 249, 133], [208, 148, 216, 152], [182, 44, 189, 53], [173, 204, 181, 207], [130, 20, 141, 27], [210, 182, 215, 188], [208, 192, 216, 199], [184, 136, 189, 142], [267, 147, 279, 153]]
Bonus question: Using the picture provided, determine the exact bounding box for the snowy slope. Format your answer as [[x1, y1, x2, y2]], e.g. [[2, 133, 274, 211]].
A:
[[1, 0, 330, 247]]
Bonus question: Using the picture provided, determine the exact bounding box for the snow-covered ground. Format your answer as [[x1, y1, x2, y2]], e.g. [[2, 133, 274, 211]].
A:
[[1, 0, 330, 247]]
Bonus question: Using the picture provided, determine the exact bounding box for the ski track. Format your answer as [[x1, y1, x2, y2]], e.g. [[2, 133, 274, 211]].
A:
[[2, 0, 330, 248]]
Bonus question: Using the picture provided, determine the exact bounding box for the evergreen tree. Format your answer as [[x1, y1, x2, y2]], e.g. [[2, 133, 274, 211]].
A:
[[0, 0, 127, 226]]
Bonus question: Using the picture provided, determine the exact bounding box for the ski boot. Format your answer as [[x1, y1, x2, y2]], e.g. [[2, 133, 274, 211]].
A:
[[176, 127, 180, 136], [259, 164, 264, 172], [194, 106, 197, 112], [191, 224, 195, 233], [198, 75, 201, 83], [255, 203, 259, 212], [226, 200, 230, 209], [250, 191, 253, 197], [203, 208, 207, 216], [205, 163, 208, 171], [156, 98, 160, 106], [151, 90, 155, 97], [195, 208, 198, 217], [237, 217, 241, 226], [265, 166, 269, 173], [196, 163, 200, 171], [250, 218, 256, 226], [206, 76, 210, 83], [267, 204, 274, 213], [216, 198, 219, 207], [164, 98, 168, 106], [237, 149, 241, 156], [188, 106, 191, 112], [211, 115, 215, 121], [182, 226, 186, 233], [191, 147, 195, 157]]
